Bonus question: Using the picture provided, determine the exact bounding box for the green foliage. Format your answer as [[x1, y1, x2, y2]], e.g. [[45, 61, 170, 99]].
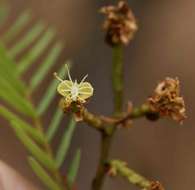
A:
[[0, 2, 9, 25], [28, 157, 62, 190], [0, 105, 45, 144], [30, 42, 63, 91], [2, 10, 31, 42], [0, 10, 80, 190], [67, 149, 81, 189], [18, 28, 55, 74], [46, 108, 64, 142], [56, 117, 76, 168], [11, 120, 58, 171], [9, 21, 45, 58]]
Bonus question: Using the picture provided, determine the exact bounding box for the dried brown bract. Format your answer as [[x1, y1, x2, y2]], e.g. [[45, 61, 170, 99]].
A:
[[149, 181, 165, 190], [59, 98, 84, 121], [100, 0, 137, 46], [148, 77, 186, 124]]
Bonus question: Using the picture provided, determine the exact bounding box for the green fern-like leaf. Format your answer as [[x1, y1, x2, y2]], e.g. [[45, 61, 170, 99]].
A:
[[9, 21, 45, 58], [0, 10, 80, 190], [28, 157, 62, 190], [0, 105, 45, 144], [67, 149, 81, 189], [2, 10, 31, 42], [46, 108, 64, 142], [11, 120, 58, 171], [30, 42, 63, 91], [56, 117, 76, 168], [0, 2, 9, 25]]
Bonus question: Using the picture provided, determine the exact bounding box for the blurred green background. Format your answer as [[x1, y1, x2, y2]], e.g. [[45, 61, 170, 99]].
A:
[[0, 0, 194, 189]]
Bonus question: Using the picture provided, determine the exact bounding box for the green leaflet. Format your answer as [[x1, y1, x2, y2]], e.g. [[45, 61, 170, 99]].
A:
[[9, 21, 45, 58], [14, 121, 46, 145], [0, 63, 25, 95], [3, 10, 31, 42], [0, 77, 35, 117], [46, 108, 64, 142], [37, 61, 71, 116], [0, 43, 20, 76], [67, 149, 81, 189], [0, 105, 45, 144], [18, 28, 55, 74], [0, 3, 9, 25], [28, 157, 62, 190], [0, 43, 26, 95], [30, 42, 63, 91], [10, 120, 58, 172], [56, 117, 76, 168]]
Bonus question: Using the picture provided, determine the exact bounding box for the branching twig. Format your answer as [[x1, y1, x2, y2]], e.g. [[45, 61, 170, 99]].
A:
[[107, 160, 165, 190], [107, 160, 151, 189], [80, 104, 155, 132]]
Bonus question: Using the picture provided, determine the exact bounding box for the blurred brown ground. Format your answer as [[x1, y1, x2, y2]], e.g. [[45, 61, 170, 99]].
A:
[[0, 0, 195, 189]]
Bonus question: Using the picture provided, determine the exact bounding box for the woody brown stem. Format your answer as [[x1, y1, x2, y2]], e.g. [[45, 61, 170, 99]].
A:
[[112, 45, 124, 115], [115, 104, 153, 125], [81, 108, 105, 131], [91, 133, 113, 190], [80, 104, 154, 134], [91, 45, 124, 190]]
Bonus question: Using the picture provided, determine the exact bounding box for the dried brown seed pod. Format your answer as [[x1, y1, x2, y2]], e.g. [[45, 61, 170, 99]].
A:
[[149, 181, 165, 190], [147, 77, 186, 124], [100, 0, 138, 46]]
